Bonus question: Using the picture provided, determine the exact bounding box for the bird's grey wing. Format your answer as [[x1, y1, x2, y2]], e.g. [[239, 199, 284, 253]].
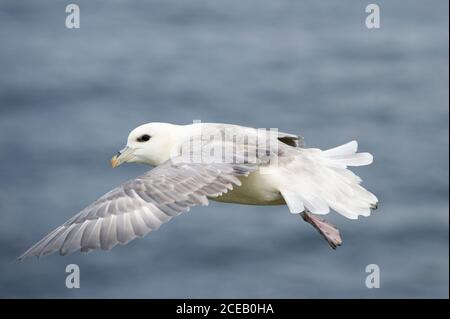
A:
[[199, 123, 304, 147], [180, 124, 292, 165], [18, 161, 256, 260]]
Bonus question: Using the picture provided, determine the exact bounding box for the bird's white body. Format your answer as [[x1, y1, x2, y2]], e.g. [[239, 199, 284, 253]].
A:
[[126, 123, 287, 205], [19, 122, 378, 259], [213, 166, 286, 205], [126, 122, 377, 217], [132, 123, 286, 205]]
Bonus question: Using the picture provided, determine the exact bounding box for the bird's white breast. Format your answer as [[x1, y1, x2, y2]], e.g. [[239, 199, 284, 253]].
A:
[[211, 168, 285, 206]]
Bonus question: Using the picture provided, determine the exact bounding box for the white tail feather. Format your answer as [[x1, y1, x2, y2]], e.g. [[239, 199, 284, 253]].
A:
[[323, 140, 373, 167], [323, 140, 358, 156], [279, 141, 378, 219]]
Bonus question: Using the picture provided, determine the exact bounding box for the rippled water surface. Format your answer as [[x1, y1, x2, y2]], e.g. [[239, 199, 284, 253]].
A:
[[0, 0, 448, 298]]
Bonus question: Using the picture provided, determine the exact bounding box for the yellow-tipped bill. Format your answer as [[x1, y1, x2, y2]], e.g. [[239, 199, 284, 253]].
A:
[[111, 146, 135, 168]]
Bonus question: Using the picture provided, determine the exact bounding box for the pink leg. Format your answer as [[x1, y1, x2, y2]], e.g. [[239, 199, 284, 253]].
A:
[[300, 212, 343, 249]]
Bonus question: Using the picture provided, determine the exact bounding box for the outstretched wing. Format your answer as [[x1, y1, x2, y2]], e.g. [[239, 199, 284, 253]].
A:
[[19, 161, 255, 260]]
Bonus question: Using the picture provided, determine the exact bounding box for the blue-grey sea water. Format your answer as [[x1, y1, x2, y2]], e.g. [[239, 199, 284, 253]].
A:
[[0, 0, 448, 298]]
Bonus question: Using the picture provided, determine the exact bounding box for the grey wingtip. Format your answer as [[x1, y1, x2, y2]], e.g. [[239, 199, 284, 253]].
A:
[[16, 249, 33, 262], [16, 251, 37, 262]]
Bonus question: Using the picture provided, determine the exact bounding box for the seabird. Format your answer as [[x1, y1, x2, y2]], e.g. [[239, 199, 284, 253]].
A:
[[19, 122, 378, 259]]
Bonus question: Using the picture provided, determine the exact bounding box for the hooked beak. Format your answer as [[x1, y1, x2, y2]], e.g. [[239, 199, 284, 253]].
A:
[[111, 146, 135, 168]]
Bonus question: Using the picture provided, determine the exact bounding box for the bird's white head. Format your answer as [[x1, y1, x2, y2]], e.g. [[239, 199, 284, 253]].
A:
[[111, 122, 182, 167]]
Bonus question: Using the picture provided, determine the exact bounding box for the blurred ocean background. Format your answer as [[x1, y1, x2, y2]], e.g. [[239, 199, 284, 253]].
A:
[[0, 0, 448, 298]]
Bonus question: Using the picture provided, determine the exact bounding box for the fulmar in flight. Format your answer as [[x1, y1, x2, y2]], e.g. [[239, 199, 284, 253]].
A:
[[19, 122, 378, 259]]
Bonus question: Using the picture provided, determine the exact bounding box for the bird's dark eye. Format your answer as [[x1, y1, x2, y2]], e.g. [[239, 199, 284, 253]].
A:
[[137, 134, 151, 142]]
